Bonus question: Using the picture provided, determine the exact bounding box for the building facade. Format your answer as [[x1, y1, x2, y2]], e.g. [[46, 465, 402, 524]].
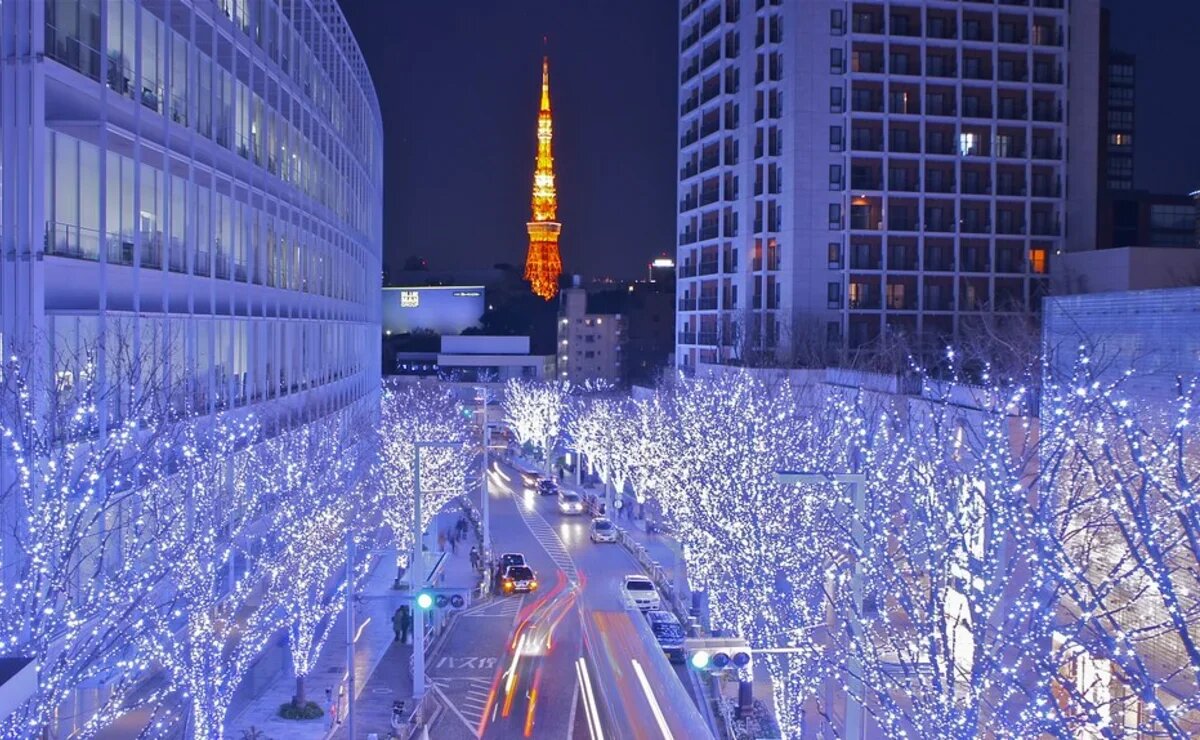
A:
[[0, 0, 382, 422], [675, 0, 1099, 369], [557, 287, 624, 385]]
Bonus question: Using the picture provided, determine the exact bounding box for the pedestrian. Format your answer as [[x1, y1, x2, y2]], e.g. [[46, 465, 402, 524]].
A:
[[438, 530, 447, 552], [396, 606, 410, 642], [450, 533, 458, 554], [398, 604, 413, 644], [469, 545, 479, 570], [456, 516, 467, 537]]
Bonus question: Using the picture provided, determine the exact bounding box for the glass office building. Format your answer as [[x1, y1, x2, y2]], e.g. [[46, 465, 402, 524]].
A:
[[0, 0, 382, 422]]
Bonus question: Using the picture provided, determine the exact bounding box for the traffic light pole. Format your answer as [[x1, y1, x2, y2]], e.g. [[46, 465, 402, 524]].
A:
[[411, 439, 461, 700]]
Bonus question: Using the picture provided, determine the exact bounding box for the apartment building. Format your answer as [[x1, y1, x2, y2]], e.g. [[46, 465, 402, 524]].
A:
[[558, 286, 625, 385], [676, 0, 1100, 369]]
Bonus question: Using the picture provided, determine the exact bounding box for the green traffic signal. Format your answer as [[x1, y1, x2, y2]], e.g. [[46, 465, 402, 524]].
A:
[[690, 650, 711, 670], [416, 591, 434, 610]]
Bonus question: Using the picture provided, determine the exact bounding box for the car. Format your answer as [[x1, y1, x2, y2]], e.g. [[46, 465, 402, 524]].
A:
[[645, 610, 686, 662], [557, 490, 584, 514], [537, 478, 559, 496], [500, 565, 538, 594], [589, 517, 618, 543], [521, 471, 540, 488], [499, 552, 526, 570], [621, 574, 661, 611]]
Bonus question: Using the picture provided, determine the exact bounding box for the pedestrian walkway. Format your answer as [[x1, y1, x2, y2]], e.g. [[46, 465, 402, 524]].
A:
[[226, 505, 486, 740]]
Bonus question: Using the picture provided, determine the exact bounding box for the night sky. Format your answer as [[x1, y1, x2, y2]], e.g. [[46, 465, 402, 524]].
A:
[[339, 1, 1198, 282], [339, 0, 677, 281]]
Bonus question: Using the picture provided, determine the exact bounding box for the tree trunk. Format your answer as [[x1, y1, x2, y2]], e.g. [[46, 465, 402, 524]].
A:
[[293, 673, 306, 707]]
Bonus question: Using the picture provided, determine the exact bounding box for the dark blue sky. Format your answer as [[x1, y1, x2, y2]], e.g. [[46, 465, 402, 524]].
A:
[[340, 0, 677, 280], [340, 1, 1198, 280]]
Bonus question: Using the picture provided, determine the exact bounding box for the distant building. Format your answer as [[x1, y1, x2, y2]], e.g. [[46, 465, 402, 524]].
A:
[[1044, 287, 1200, 403], [1099, 190, 1198, 250], [1051, 246, 1200, 296], [557, 287, 624, 385], [382, 285, 485, 335], [390, 335, 553, 382], [648, 256, 677, 285]]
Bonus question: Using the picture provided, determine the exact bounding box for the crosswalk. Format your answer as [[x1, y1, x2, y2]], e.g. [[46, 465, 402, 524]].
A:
[[460, 595, 524, 619]]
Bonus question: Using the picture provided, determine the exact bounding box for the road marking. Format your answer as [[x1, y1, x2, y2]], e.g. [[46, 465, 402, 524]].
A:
[[631, 659, 675, 740], [575, 656, 605, 740], [432, 682, 480, 738], [433, 656, 499, 671], [567, 670, 579, 740]]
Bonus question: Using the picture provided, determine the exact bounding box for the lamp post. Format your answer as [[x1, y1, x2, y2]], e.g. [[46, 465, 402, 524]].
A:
[[411, 439, 462, 700], [775, 470, 867, 740]]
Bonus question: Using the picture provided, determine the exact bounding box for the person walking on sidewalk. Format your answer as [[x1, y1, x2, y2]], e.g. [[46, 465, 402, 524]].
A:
[[394, 605, 413, 644], [396, 606, 410, 642], [449, 529, 459, 554], [469, 545, 479, 570], [438, 530, 447, 552]]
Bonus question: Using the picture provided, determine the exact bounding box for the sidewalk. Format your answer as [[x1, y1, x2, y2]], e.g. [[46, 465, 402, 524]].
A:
[[226, 507, 485, 740]]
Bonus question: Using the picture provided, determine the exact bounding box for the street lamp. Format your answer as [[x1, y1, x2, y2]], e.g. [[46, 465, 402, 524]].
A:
[[775, 470, 867, 740], [411, 439, 462, 700]]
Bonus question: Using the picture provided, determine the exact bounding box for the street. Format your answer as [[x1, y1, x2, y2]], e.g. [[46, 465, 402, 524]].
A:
[[429, 459, 712, 739]]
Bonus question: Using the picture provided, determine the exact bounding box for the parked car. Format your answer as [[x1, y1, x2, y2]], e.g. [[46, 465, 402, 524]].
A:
[[645, 610, 686, 662], [537, 478, 559, 496], [621, 574, 661, 611], [501, 565, 538, 594], [589, 517, 618, 543], [557, 490, 584, 514]]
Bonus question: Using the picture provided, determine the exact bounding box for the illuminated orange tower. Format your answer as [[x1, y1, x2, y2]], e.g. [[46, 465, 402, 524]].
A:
[[524, 56, 562, 300]]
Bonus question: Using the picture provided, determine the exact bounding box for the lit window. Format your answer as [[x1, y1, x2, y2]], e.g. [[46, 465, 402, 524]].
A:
[[1029, 248, 1047, 274], [958, 132, 979, 156]]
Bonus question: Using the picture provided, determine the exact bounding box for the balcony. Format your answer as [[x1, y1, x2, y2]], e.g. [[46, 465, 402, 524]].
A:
[[679, 296, 697, 311], [699, 259, 719, 275], [678, 331, 697, 344], [697, 332, 719, 346], [699, 296, 718, 310], [679, 262, 698, 277], [699, 225, 719, 241]]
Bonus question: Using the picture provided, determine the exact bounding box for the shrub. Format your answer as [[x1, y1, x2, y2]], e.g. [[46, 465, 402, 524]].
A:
[[278, 701, 324, 720]]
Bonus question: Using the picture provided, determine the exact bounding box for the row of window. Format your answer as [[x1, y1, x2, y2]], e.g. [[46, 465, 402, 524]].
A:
[[43, 131, 369, 302], [44, 0, 376, 237], [47, 312, 371, 418]]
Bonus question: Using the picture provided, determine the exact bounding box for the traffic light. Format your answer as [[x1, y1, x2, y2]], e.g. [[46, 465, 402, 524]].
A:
[[685, 638, 752, 673], [414, 587, 469, 611]]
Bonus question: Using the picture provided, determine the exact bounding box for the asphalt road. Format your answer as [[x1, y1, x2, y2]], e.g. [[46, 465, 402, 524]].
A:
[[429, 459, 711, 740]]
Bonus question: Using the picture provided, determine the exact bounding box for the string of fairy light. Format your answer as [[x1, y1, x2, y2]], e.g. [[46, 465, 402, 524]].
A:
[[0, 355, 476, 737], [548, 353, 1200, 738]]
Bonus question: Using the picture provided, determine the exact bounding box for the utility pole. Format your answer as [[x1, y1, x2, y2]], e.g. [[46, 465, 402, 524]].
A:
[[411, 439, 460, 700], [477, 385, 491, 553], [411, 445, 426, 700]]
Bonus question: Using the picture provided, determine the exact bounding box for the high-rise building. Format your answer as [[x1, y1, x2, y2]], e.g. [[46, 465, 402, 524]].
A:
[[675, 0, 1099, 370], [1, 0, 382, 570], [2, 0, 382, 394], [525, 56, 563, 301]]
